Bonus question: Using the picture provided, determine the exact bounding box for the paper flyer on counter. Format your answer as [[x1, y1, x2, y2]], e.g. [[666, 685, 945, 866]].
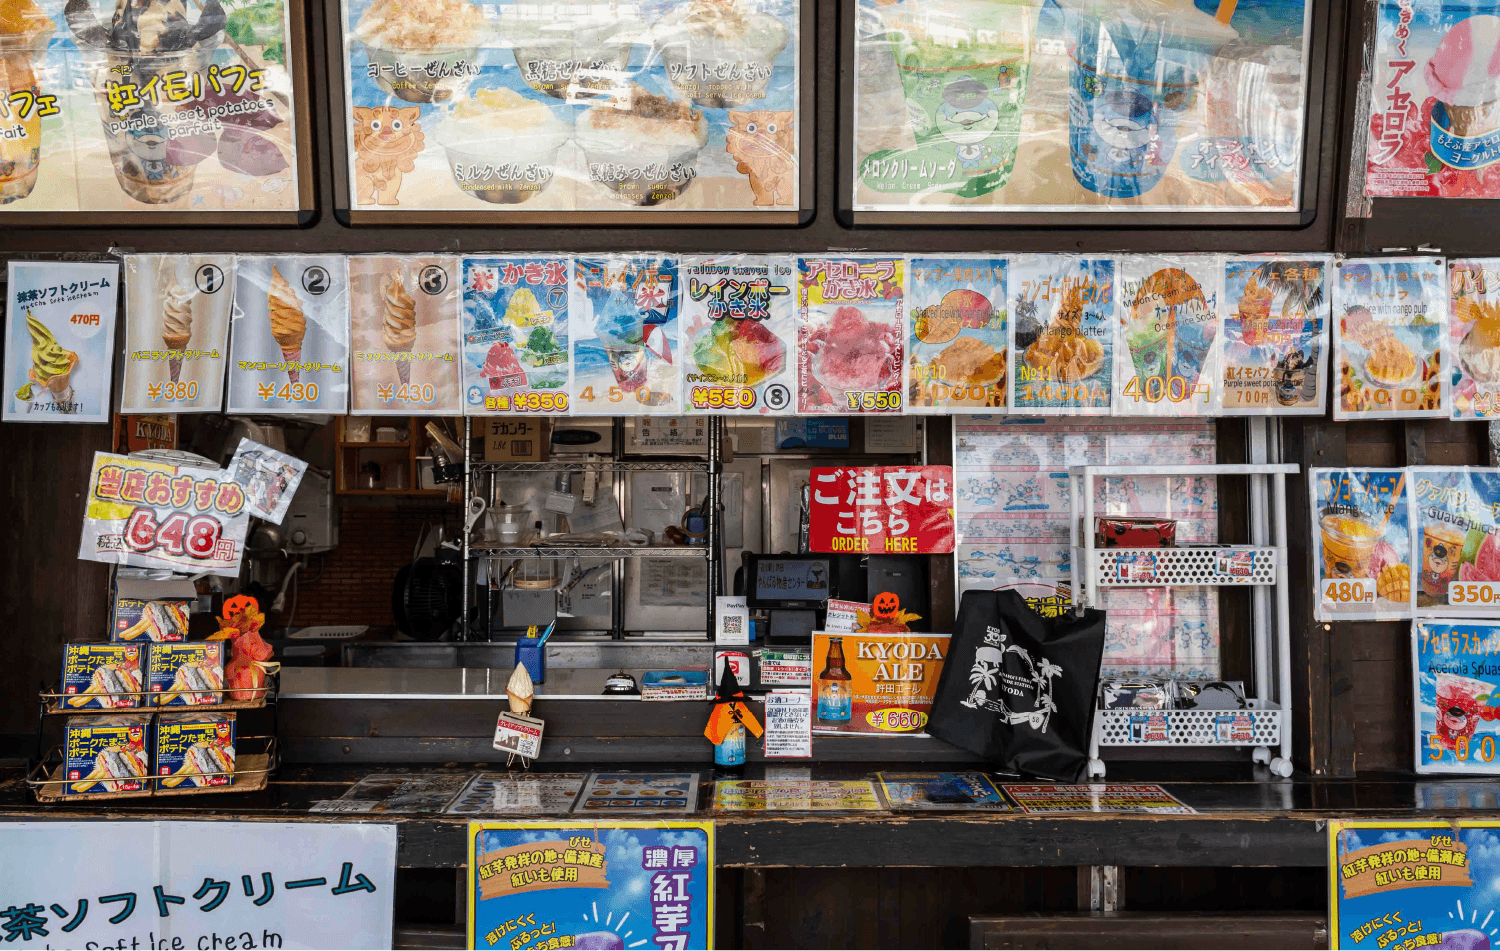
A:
[[571, 255, 680, 415], [1414, 620, 1500, 775], [444, 772, 587, 815], [574, 773, 699, 812], [1450, 258, 1500, 420], [1009, 255, 1114, 415], [349, 254, 461, 415], [1114, 255, 1221, 416], [312, 773, 471, 813], [462, 256, 571, 416], [228, 437, 307, 525], [227, 255, 350, 415], [762, 689, 812, 757], [120, 255, 233, 414], [712, 780, 881, 811], [1220, 256, 1330, 415], [680, 254, 796, 415], [876, 772, 1012, 811], [1365, 0, 1500, 198], [1311, 468, 1413, 621], [1002, 783, 1194, 815], [4, 260, 118, 423], [811, 630, 950, 735], [905, 256, 1008, 413], [1410, 468, 1500, 616], [796, 257, 905, 414], [1333, 257, 1446, 420]]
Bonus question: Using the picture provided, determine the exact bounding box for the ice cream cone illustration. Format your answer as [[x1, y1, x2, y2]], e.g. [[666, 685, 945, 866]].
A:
[[380, 271, 416, 387], [162, 278, 192, 383], [1426, 15, 1500, 138], [14, 311, 79, 411], [267, 266, 306, 385]]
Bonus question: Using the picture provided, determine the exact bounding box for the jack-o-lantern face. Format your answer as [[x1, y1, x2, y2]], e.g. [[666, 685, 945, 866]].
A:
[[223, 594, 259, 618], [872, 591, 900, 619]]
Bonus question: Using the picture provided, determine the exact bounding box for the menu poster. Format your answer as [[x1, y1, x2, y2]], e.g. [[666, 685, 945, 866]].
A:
[[1450, 258, 1500, 420], [444, 772, 587, 815], [341, 0, 799, 214], [1311, 468, 1413, 621], [1009, 255, 1114, 415], [1414, 620, 1500, 775], [811, 630, 950, 736], [1114, 255, 1222, 417], [1365, 0, 1500, 198], [762, 689, 812, 758], [1002, 783, 1194, 815], [1221, 256, 1330, 415], [460, 256, 571, 416], [575, 772, 700, 812], [680, 254, 797, 415], [1411, 468, 1500, 616], [227, 256, 349, 415], [572, 255, 681, 415], [228, 437, 307, 525], [1333, 257, 1446, 420], [905, 256, 1008, 413], [796, 257, 905, 415], [712, 780, 881, 811], [349, 255, 461, 415], [876, 771, 1012, 811], [120, 256, 233, 414], [4, 260, 118, 423]]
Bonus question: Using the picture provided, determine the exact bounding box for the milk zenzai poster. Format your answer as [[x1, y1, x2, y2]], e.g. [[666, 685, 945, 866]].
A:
[[1220, 255, 1329, 415], [905, 256, 1008, 413], [1366, 0, 1500, 197], [4, 260, 118, 423], [120, 255, 234, 414], [680, 254, 796, 415], [348, 255, 461, 415], [1450, 258, 1500, 419], [1114, 255, 1221, 416], [1333, 257, 1446, 420], [796, 257, 905, 414]]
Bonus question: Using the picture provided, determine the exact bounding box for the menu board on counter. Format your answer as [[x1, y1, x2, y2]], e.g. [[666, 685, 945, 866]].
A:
[[349, 254, 461, 415], [876, 772, 1012, 811], [1003, 783, 1194, 815], [1333, 257, 1446, 420], [575, 772, 700, 812], [445, 772, 587, 815], [713, 779, 881, 811], [1220, 256, 1330, 416]]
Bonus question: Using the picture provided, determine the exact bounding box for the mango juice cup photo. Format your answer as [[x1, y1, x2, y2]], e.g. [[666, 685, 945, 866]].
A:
[[1320, 512, 1381, 578]]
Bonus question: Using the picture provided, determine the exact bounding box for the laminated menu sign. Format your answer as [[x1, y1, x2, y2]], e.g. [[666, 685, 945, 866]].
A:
[[1333, 257, 1446, 420], [811, 630, 951, 735], [796, 257, 905, 414], [713, 780, 881, 810], [120, 255, 233, 414], [876, 771, 1012, 811], [1002, 783, 1194, 815], [228, 437, 307, 524], [1114, 255, 1222, 416], [4, 260, 118, 423], [1414, 620, 1500, 775], [905, 256, 1008, 413], [1220, 256, 1330, 415], [340, 0, 799, 215], [575, 773, 700, 812], [807, 465, 956, 555], [680, 254, 796, 415], [445, 772, 587, 815], [572, 255, 680, 414], [762, 689, 811, 757], [349, 255, 461, 415], [1311, 468, 1413, 621], [78, 451, 250, 575], [1411, 468, 1500, 617], [227, 256, 349, 414], [1450, 259, 1500, 420], [1009, 255, 1114, 415], [468, 822, 712, 951], [462, 256, 571, 415]]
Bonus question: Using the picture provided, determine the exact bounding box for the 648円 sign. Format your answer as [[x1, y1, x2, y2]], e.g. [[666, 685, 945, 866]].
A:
[[808, 465, 955, 554], [79, 453, 251, 575]]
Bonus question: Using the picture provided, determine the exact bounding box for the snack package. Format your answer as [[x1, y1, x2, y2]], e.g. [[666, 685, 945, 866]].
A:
[[155, 711, 237, 789], [228, 255, 350, 415], [1170, 680, 1247, 710], [1009, 255, 1114, 415], [1333, 256, 1446, 420], [462, 256, 571, 415], [228, 437, 308, 525], [62, 714, 151, 795], [1310, 468, 1413, 621], [680, 254, 797, 415], [572, 255, 681, 414], [1450, 259, 1500, 420], [148, 643, 226, 706], [111, 598, 190, 643], [121, 255, 236, 413], [797, 257, 905, 414], [1220, 256, 1330, 415], [905, 256, 1008, 413], [1094, 517, 1177, 549], [1099, 681, 1169, 710], [1114, 255, 1221, 416], [62, 643, 144, 709], [349, 255, 462, 415]]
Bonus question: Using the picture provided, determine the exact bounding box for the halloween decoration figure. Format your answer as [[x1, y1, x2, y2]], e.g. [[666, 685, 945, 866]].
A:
[[704, 666, 763, 767], [855, 594, 924, 634], [207, 595, 278, 702]]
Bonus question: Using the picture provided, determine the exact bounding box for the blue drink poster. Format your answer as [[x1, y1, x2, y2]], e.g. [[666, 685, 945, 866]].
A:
[[1114, 254, 1222, 417], [1330, 820, 1500, 949], [1333, 256, 1447, 420], [572, 255, 681, 415], [462, 256, 572, 415], [1008, 255, 1114, 415], [1415, 620, 1500, 774], [905, 256, 1008, 413], [1310, 468, 1413, 622], [467, 821, 714, 951]]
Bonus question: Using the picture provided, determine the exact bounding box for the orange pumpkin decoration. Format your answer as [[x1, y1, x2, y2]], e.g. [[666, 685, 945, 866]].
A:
[[872, 591, 901, 619]]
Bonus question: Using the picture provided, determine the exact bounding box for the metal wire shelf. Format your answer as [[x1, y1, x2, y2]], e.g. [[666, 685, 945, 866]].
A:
[[27, 736, 278, 802]]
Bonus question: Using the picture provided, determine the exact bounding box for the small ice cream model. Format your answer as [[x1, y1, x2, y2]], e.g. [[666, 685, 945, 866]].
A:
[[575, 86, 708, 206], [1025, 285, 1104, 383], [161, 278, 192, 383], [507, 663, 533, 715], [653, 0, 791, 108], [267, 265, 306, 385], [352, 0, 489, 103], [691, 316, 785, 386], [1426, 15, 1500, 138], [380, 270, 416, 387], [0, 0, 53, 204], [14, 311, 79, 410]]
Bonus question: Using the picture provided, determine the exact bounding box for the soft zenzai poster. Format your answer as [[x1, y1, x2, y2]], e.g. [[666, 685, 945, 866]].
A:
[[1334, 257, 1447, 420], [572, 255, 681, 415], [1114, 255, 1221, 417], [228, 255, 349, 414], [905, 256, 1008, 413], [4, 260, 118, 423], [120, 255, 234, 414], [349, 254, 461, 415]]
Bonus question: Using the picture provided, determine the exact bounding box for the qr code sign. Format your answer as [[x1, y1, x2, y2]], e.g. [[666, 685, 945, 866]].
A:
[[723, 615, 743, 636]]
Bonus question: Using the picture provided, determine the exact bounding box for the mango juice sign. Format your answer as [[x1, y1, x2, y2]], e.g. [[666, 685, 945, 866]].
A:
[[812, 631, 950, 735], [1328, 821, 1500, 950], [807, 465, 955, 555], [467, 822, 713, 951]]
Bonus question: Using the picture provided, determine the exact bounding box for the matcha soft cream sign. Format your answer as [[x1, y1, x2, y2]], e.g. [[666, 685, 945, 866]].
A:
[[4, 260, 119, 423]]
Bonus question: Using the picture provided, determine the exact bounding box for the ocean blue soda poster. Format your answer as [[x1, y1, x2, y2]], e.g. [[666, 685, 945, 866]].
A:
[[905, 256, 1008, 413], [1330, 820, 1500, 949], [462, 256, 572, 415], [1414, 620, 1500, 774], [1113, 254, 1222, 416], [1008, 255, 1114, 415], [467, 821, 714, 951], [572, 255, 682, 415]]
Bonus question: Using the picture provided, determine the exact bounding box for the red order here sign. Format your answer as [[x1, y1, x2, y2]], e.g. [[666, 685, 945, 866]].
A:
[[807, 465, 955, 555]]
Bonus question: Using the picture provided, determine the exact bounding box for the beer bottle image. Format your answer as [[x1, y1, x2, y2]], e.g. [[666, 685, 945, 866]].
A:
[[817, 636, 853, 723]]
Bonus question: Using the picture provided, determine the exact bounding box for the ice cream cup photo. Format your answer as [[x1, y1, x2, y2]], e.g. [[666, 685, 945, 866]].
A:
[[0, 3, 55, 206], [652, 0, 790, 108], [436, 88, 571, 204], [605, 345, 649, 390], [1319, 512, 1381, 580], [575, 86, 708, 206], [496, 9, 641, 100], [353, 0, 492, 103], [1425, 15, 1500, 169]]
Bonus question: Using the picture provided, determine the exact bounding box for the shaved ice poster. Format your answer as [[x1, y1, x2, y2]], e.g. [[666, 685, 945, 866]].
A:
[[467, 821, 713, 951], [1009, 255, 1114, 415], [1334, 257, 1447, 420], [463, 256, 571, 415], [796, 257, 905, 414], [1114, 255, 1222, 417], [572, 255, 681, 415], [905, 256, 1008, 413], [1366, 1, 1500, 198], [1412, 468, 1500, 617], [4, 259, 118, 424], [1220, 256, 1330, 415], [680, 254, 796, 415], [1330, 821, 1500, 949], [1414, 619, 1500, 774]]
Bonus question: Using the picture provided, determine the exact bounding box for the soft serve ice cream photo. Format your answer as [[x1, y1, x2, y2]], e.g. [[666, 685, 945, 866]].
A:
[[119, 254, 235, 413], [4, 260, 118, 423], [350, 255, 462, 414], [227, 255, 350, 415], [461, 255, 571, 415]]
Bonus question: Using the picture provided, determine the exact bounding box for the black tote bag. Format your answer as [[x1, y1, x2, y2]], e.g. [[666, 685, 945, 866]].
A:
[[928, 589, 1106, 782]]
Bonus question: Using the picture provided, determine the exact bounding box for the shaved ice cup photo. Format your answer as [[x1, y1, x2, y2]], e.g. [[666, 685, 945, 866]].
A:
[[497, 12, 639, 100], [1426, 15, 1500, 172]]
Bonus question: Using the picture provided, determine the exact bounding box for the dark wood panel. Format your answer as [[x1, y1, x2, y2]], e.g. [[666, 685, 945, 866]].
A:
[[971, 913, 1327, 951]]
